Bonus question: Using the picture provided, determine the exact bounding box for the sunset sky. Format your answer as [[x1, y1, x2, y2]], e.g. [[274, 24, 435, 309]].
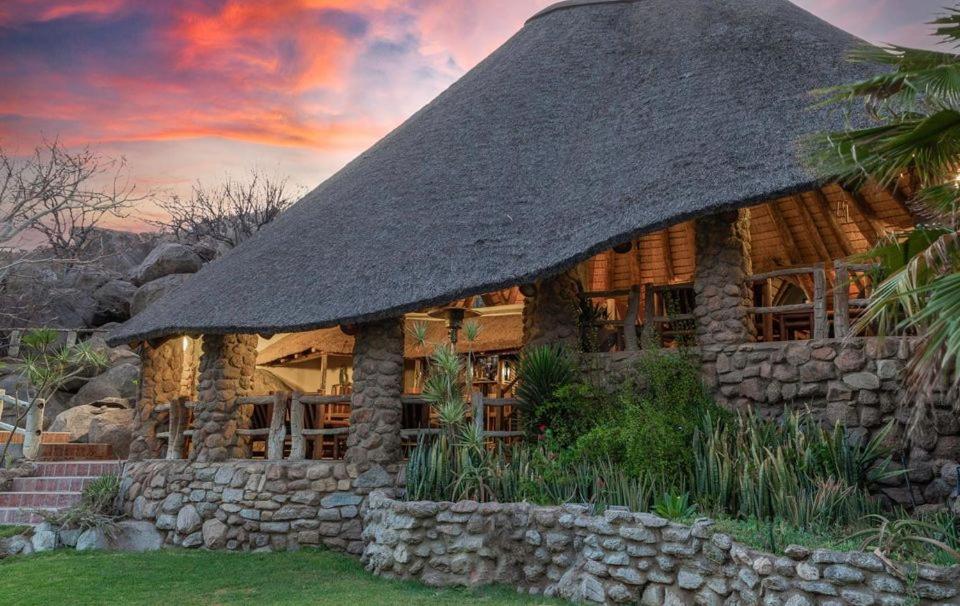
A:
[[0, 0, 945, 230]]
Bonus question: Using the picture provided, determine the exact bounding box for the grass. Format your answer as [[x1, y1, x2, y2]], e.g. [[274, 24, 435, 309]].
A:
[[0, 525, 27, 539], [0, 548, 564, 606]]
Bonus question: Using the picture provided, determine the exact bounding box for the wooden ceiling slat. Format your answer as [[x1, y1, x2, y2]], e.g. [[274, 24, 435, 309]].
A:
[[813, 188, 854, 257], [792, 194, 832, 262]]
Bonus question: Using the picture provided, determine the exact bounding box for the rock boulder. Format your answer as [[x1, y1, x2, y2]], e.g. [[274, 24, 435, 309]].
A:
[[130, 273, 191, 317], [129, 243, 202, 286], [68, 363, 139, 408], [92, 279, 137, 325]]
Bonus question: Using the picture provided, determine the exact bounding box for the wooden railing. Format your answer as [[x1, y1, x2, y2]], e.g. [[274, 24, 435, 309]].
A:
[[157, 392, 524, 461], [583, 283, 696, 350], [2, 327, 110, 358], [747, 261, 878, 341]]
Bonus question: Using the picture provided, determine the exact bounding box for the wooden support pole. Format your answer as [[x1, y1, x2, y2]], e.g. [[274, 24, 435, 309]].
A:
[[762, 279, 774, 342], [167, 398, 185, 460], [267, 392, 287, 461], [660, 229, 675, 283], [641, 283, 657, 348], [22, 398, 44, 460], [8, 330, 21, 358], [472, 392, 484, 435], [624, 285, 641, 352], [319, 354, 328, 396], [813, 264, 829, 340], [289, 393, 305, 461], [834, 260, 851, 339]]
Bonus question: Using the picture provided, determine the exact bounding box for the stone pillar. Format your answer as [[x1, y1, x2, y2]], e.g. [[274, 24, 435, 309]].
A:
[[345, 318, 404, 472], [129, 337, 184, 461], [693, 209, 756, 347], [522, 269, 581, 349], [191, 333, 258, 463]]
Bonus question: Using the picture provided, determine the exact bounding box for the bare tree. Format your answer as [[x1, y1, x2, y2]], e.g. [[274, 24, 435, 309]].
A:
[[0, 139, 143, 256], [151, 169, 299, 248]]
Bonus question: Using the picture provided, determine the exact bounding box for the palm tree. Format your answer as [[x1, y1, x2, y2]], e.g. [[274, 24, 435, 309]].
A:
[[806, 7, 960, 427]]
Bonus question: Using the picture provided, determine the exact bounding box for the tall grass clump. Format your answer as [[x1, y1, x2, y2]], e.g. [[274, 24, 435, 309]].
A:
[[692, 410, 899, 528]]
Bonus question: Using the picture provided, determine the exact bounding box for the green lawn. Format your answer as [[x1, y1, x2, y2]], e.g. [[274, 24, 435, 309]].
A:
[[0, 548, 564, 606]]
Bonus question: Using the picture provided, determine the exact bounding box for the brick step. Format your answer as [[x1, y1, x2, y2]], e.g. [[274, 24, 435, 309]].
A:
[[11, 476, 100, 492], [37, 443, 114, 461], [0, 491, 81, 508], [0, 507, 57, 525], [31, 461, 122, 478], [0, 431, 72, 444]]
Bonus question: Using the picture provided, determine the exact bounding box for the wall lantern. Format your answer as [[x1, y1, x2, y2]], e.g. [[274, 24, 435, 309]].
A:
[[427, 307, 479, 345], [613, 241, 633, 254]]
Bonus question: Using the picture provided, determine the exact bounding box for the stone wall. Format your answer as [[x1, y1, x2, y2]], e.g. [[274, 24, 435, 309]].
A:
[[362, 493, 959, 605], [346, 319, 404, 471], [130, 337, 184, 462], [693, 209, 756, 348], [581, 337, 960, 508], [523, 269, 581, 349], [191, 333, 258, 463], [121, 459, 396, 554]]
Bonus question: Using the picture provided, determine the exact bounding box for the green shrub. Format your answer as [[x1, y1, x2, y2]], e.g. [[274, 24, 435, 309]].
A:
[[529, 382, 611, 448], [517, 345, 575, 435], [570, 351, 725, 483]]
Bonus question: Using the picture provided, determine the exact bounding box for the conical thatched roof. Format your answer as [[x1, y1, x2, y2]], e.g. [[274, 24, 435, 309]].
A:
[[109, 0, 879, 346]]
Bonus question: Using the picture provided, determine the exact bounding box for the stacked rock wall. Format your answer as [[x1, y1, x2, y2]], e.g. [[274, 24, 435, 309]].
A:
[[362, 493, 959, 605], [693, 209, 756, 347], [121, 460, 395, 553], [130, 338, 184, 462], [581, 337, 960, 508], [346, 319, 404, 471], [522, 269, 581, 349], [191, 333, 258, 462]]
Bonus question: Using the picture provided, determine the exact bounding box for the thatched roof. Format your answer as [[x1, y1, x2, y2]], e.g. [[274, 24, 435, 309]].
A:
[[109, 0, 879, 346], [257, 309, 524, 365]]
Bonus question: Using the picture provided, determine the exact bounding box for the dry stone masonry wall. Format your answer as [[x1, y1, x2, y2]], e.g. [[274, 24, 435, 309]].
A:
[[191, 333, 258, 463], [694, 209, 756, 347], [362, 493, 960, 605], [703, 337, 958, 509], [129, 337, 184, 462], [582, 337, 959, 509], [121, 459, 395, 554], [522, 269, 582, 349], [346, 319, 404, 471]]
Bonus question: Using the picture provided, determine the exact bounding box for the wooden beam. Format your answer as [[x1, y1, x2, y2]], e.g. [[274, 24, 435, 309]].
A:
[[660, 229, 675, 283], [764, 202, 802, 266], [792, 194, 833, 262], [763, 202, 815, 298], [812, 189, 854, 256], [842, 187, 885, 242], [267, 392, 287, 461]]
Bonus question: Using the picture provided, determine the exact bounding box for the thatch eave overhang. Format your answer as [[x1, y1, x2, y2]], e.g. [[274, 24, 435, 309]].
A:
[[107, 0, 880, 347]]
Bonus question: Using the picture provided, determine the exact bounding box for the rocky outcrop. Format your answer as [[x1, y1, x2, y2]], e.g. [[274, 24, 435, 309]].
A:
[[68, 363, 139, 408], [130, 273, 191, 317], [129, 243, 202, 286], [49, 404, 133, 451], [92, 279, 137, 324]]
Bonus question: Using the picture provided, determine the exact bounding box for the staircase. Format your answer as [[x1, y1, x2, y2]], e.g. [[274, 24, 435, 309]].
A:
[[0, 461, 122, 525]]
